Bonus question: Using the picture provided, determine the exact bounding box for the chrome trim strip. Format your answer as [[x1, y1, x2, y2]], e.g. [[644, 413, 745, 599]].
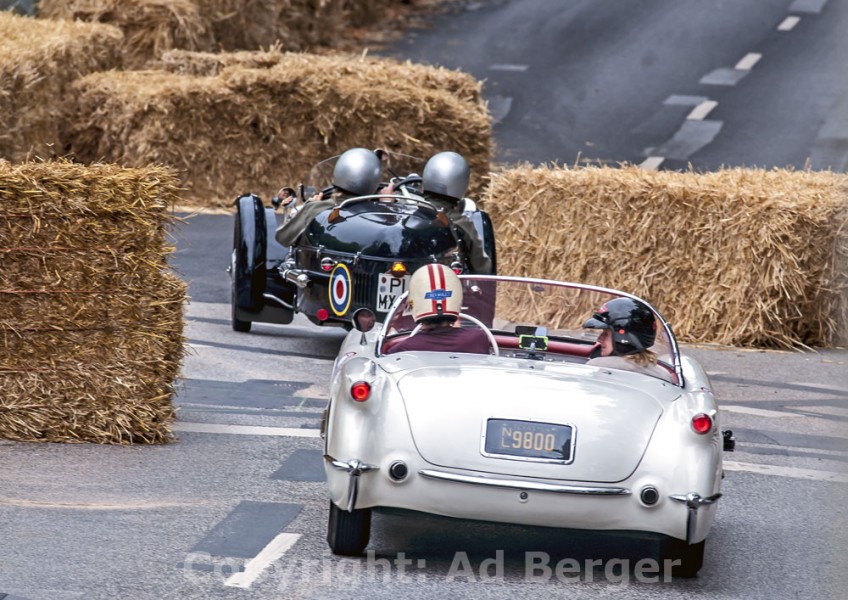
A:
[[669, 492, 723, 508], [418, 469, 631, 495]]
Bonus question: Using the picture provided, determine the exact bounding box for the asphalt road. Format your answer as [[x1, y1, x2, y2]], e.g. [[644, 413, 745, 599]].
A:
[[383, 0, 848, 172], [2, 213, 847, 599]]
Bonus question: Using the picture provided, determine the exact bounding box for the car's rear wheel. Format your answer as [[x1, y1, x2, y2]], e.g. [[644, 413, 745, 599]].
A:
[[327, 500, 371, 556], [230, 250, 252, 332], [662, 538, 705, 578]]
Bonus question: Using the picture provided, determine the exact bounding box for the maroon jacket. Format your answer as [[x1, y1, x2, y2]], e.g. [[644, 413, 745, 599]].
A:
[[385, 326, 491, 355]]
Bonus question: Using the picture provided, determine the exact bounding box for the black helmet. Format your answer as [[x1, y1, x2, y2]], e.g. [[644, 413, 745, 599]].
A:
[[583, 297, 657, 355]]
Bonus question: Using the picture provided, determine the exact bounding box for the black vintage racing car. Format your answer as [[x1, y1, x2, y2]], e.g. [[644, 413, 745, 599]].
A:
[[229, 151, 497, 332]]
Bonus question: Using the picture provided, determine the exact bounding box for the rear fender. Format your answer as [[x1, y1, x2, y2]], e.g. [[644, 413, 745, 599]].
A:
[[463, 209, 497, 274]]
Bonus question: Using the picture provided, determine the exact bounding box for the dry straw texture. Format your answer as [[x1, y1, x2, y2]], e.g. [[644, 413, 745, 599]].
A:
[[484, 165, 848, 349], [66, 51, 492, 206], [0, 11, 123, 162], [0, 160, 187, 443], [38, 0, 213, 69], [38, 0, 442, 66]]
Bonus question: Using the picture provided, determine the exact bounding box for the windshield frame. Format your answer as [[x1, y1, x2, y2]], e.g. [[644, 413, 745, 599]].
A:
[[376, 274, 684, 387]]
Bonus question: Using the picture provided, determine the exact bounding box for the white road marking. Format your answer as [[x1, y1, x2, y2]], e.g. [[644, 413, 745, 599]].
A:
[[224, 532, 301, 588], [777, 16, 801, 30], [724, 461, 848, 483], [721, 405, 797, 418], [687, 100, 718, 121], [789, 0, 829, 14], [786, 405, 848, 418], [663, 95, 708, 106], [735, 53, 762, 71], [638, 156, 665, 170], [489, 64, 529, 72], [742, 441, 848, 459], [173, 422, 321, 438], [787, 381, 848, 394]]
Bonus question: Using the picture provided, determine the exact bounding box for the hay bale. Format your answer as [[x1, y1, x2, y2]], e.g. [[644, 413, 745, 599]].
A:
[[0, 159, 187, 444], [0, 11, 123, 162], [198, 0, 417, 52], [65, 51, 492, 206], [38, 0, 213, 68], [484, 165, 848, 349]]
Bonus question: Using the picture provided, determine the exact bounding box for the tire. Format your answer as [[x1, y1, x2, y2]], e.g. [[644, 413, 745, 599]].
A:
[[327, 500, 371, 556], [662, 538, 705, 578], [231, 261, 252, 332]]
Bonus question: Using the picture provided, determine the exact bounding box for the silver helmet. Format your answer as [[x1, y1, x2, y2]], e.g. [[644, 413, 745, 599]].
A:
[[332, 148, 382, 196], [422, 151, 470, 200]]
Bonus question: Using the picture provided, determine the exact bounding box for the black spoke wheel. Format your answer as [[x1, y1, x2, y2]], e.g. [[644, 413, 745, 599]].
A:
[[327, 500, 371, 556]]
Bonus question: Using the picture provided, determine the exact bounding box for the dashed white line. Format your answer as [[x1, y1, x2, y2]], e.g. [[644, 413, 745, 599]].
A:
[[789, 0, 829, 14], [724, 461, 848, 483], [742, 441, 848, 459], [777, 16, 801, 30], [173, 422, 321, 438], [735, 52, 762, 71], [224, 532, 301, 588], [638, 156, 665, 171], [687, 100, 718, 121], [721, 405, 797, 418], [489, 64, 529, 72]]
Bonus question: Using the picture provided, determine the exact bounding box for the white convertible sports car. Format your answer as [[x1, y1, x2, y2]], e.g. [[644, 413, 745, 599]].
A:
[[322, 275, 726, 577]]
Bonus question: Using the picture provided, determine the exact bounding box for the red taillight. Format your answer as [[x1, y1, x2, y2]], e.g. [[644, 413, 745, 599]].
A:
[[316, 308, 329, 321], [351, 381, 371, 402], [450, 261, 463, 275], [691, 413, 713, 434]]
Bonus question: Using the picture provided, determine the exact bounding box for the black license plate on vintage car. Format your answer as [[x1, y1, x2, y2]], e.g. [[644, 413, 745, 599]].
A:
[[483, 419, 574, 463]]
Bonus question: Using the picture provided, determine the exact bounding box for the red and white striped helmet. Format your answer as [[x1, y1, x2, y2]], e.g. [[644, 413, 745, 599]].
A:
[[407, 264, 463, 322]]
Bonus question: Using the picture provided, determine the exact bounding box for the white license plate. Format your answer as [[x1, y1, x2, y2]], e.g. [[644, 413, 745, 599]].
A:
[[376, 273, 409, 313]]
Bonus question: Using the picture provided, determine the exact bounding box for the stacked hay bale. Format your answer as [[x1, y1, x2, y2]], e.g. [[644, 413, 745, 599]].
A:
[[485, 165, 848, 349], [0, 11, 123, 161], [0, 160, 186, 443], [37, 0, 214, 69], [66, 50, 492, 206], [38, 0, 442, 66]]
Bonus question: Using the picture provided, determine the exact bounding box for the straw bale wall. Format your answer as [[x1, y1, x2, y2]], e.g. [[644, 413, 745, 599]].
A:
[[484, 166, 848, 349], [0, 160, 187, 443], [38, 0, 214, 69], [38, 0, 441, 67], [65, 51, 492, 206], [0, 11, 123, 162]]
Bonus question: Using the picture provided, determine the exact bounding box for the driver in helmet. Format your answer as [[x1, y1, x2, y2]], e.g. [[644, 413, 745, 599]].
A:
[[275, 147, 382, 247], [582, 298, 674, 383], [386, 151, 492, 274], [385, 264, 491, 355]]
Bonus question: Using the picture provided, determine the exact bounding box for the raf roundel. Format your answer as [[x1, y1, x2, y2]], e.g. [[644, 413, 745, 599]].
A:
[[329, 263, 352, 316]]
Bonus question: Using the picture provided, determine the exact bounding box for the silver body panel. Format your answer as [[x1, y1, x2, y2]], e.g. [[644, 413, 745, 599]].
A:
[[324, 278, 723, 544]]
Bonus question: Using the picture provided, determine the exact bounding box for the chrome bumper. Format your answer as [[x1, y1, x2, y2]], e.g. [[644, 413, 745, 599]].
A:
[[324, 455, 379, 512], [419, 469, 631, 496], [670, 492, 723, 543]]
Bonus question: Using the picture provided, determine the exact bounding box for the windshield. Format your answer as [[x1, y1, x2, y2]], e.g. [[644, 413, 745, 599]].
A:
[[303, 150, 426, 195], [379, 275, 681, 384]]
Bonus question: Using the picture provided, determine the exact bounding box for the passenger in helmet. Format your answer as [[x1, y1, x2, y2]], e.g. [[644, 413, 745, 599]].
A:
[[275, 148, 382, 247], [582, 297, 673, 383], [383, 151, 492, 273], [384, 264, 491, 355]]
